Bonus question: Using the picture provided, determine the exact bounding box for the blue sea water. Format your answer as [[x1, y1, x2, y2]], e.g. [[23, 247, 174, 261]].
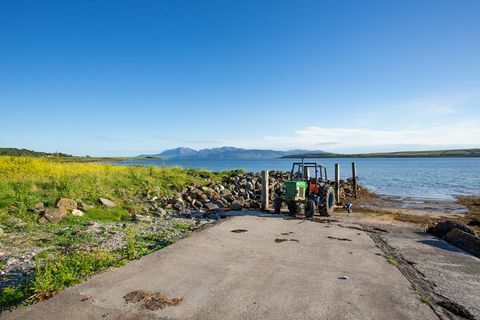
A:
[[116, 158, 480, 200]]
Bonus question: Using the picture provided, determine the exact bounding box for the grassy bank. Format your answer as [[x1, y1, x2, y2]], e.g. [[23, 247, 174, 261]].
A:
[[0, 156, 230, 227], [0, 156, 237, 311]]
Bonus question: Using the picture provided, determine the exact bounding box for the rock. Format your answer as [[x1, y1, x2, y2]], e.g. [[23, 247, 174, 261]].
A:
[[230, 200, 243, 211], [77, 201, 93, 211], [220, 189, 232, 197], [192, 200, 203, 210], [56, 198, 77, 211], [212, 199, 225, 209], [133, 214, 153, 223], [43, 208, 67, 223], [173, 203, 185, 211], [156, 207, 167, 215], [0, 227, 4, 237], [29, 202, 45, 213], [204, 203, 219, 211], [445, 228, 480, 258], [71, 209, 84, 217], [246, 182, 255, 190], [428, 220, 475, 239], [99, 198, 117, 208], [37, 216, 48, 225]]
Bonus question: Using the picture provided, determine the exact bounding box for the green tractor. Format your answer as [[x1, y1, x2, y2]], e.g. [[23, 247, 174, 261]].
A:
[[274, 160, 336, 218]]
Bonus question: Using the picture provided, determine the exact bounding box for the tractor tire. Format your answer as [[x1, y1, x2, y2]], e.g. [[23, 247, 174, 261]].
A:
[[287, 201, 299, 216], [318, 186, 335, 216], [274, 197, 282, 214], [305, 199, 316, 218]]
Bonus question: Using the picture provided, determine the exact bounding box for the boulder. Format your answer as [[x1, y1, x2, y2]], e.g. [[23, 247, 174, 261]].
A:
[[230, 200, 243, 211], [212, 199, 225, 209], [428, 220, 475, 239], [99, 198, 116, 208], [133, 214, 153, 223], [71, 209, 84, 217], [43, 208, 67, 223], [204, 203, 219, 211], [56, 198, 77, 211], [445, 228, 480, 258], [220, 189, 232, 197]]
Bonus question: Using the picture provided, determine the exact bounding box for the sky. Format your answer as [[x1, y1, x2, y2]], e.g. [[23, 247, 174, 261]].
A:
[[1, 0, 480, 156]]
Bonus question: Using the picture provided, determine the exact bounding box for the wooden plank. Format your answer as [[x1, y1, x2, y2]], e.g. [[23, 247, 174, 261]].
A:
[[261, 170, 269, 210], [352, 162, 357, 198], [335, 163, 340, 203]]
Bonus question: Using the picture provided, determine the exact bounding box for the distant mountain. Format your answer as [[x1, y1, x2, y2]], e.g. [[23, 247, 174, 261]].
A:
[[281, 148, 480, 158], [140, 146, 326, 159], [0, 147, 71, 157]]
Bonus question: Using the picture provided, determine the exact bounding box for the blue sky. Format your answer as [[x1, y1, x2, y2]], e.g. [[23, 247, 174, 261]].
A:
[[1, 0, 479, 156]]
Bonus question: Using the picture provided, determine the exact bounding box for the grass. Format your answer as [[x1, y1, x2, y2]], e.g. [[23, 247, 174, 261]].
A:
[[386, 255, 398, 266], [0, 156, 235, 311], [0, 249, 124, 308], [416, 290, 431, 305], [0, 156, 230, 228]]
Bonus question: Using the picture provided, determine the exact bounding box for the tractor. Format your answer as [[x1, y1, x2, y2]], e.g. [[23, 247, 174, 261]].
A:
[[274, 160, 336, 218]]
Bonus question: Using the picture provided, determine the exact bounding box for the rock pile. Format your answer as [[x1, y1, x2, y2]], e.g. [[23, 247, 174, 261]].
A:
[[144, 171, 293, 214], [144, 171, 359, 216], [428, 220, 480, 258]]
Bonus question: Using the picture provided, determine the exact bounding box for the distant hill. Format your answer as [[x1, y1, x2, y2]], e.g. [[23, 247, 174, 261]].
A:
[[281, 148, 480, 158], [140, 146, 326, 159], [0, 147, 71, 157]]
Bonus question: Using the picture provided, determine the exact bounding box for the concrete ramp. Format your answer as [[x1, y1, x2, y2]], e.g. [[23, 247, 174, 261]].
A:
[[1, 216, 437, 320]]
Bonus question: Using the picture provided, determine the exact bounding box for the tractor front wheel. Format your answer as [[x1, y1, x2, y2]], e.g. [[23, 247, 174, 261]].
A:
[[305, 199, 316, 218], [287, 201, 299, 216]]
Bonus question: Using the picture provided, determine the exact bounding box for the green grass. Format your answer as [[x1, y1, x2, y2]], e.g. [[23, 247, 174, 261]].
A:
[[0, 156, 232, 228], [0, 249, 124, 308], [386, 255, 398, 266], [416, 291, 431, 305], [0, 156, 235, 311]]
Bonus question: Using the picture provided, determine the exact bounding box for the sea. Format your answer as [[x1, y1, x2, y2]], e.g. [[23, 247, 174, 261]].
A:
[[115, 157, 480, 200]]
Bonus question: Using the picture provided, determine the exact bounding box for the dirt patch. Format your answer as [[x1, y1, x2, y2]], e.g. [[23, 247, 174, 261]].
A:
[[124, 290, 184, 311], [231, 229, 248, 233], [327, 236, 352, 241]]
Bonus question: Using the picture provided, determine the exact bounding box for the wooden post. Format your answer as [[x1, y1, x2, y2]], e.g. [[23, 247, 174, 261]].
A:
[[335, 163, 340, 204], [352, 162, 357, 198], [261, 170, 269, 210]]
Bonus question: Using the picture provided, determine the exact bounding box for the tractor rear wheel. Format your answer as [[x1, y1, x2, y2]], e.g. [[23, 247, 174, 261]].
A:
[[274, 197, 282, 214], [318, 186, 335, 216], [287, 201, 299, 216], [305, 199, 316, 218]]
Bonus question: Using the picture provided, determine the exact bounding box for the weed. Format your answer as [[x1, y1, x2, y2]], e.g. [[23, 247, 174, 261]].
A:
[[416, 291, 431, 305], [125, 227, 138, 260], [29, 249, 123, 302], [173, 222, 190, 231], [386, 255, 398, 266]]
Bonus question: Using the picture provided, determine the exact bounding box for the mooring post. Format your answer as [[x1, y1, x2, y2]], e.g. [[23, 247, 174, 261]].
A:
[[352, 162, 357, 198], [261, 170, 269, 211], [335, 163, 340, 204]]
